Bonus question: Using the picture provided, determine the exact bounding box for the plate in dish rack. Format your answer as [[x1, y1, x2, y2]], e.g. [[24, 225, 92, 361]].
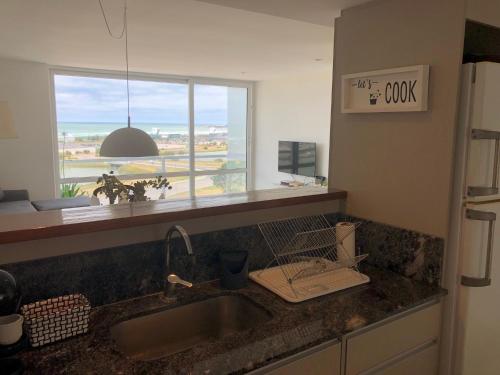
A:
[[249, 265, 370, 303]]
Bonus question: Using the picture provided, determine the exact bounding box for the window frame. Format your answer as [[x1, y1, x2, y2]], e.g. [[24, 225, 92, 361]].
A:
[[49, 66, 254, 200]]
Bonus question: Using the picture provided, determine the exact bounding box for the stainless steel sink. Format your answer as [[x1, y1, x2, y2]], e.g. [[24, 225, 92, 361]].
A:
[[110, 295, 272, 361]]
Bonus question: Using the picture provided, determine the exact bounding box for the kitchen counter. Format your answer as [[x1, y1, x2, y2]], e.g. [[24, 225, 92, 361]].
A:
[[17, 265, 446, 374]]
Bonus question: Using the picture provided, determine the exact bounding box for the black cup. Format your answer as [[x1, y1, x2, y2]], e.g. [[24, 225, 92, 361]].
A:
[[219, 251, 249, 290]]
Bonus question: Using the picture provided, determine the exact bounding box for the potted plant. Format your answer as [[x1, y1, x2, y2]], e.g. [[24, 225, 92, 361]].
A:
[[61, 183, 83, 198], [92, 172, 171, 204]]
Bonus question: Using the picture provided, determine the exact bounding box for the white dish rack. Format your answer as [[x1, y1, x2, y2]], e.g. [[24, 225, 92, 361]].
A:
[[249, 215, 370, 303]]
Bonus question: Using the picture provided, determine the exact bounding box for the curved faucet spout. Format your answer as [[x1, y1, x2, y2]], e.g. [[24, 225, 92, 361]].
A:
[[164, 225, 196, 299], [166, 225, 193, 256]]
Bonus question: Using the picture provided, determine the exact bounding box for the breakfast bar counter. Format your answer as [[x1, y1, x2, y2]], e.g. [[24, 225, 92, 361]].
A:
[[0, 187, 346, 244]]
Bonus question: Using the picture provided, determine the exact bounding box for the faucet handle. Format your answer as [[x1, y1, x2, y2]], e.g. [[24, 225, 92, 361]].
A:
[[167, 274, 193, 288]]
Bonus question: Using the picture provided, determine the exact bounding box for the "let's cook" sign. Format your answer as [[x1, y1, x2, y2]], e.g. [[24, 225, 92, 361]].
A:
[[341, 65, 429, 113]]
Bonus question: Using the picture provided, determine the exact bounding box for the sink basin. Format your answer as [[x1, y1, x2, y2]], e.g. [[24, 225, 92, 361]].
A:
[[110, 294, 272, 361]]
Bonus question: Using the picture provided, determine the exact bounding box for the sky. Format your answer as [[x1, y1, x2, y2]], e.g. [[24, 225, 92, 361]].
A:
[[54, 74, 229, 125]]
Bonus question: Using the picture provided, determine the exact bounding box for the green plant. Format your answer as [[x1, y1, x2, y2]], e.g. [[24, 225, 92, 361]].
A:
[[61, 183, 83, 198], [92, 171, 172, 204]]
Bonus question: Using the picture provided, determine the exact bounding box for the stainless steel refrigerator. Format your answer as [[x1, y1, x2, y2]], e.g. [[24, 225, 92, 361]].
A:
[[449, 61, 500, 375]]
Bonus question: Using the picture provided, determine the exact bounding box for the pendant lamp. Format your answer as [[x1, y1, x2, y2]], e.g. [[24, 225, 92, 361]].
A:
[[99, 0, 159, 157]]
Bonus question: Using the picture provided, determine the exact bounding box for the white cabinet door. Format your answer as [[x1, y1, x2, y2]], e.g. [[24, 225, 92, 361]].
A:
[[345, 304, 441, 375], [470, 62, 500, 133], [375, 343, 439, 375], [457, 201, 500, 375], [465, 62, 500, 199]]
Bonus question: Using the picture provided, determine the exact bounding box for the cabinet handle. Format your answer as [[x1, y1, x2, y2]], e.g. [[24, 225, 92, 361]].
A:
[[461, 208, 496, 287], [471, 128, 500, 140], [468, 129, 500, 197]]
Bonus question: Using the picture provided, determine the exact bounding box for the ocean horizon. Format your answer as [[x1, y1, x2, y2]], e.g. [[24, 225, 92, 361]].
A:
[[58, 122, 227, 137]]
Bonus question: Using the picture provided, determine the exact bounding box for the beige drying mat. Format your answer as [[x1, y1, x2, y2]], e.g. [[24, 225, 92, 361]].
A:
[[249, 262, 370, 303]]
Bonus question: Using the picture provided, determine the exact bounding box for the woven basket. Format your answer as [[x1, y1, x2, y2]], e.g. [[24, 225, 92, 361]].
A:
[[21, 294, 91, 347]]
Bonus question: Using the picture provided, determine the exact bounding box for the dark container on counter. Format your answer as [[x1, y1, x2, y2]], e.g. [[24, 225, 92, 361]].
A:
[[0, 270, 21, 316], [219, 250, 249, 290]]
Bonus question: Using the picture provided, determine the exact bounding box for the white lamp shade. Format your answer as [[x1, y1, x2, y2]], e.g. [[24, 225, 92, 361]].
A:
[[99, 127, 159, 157], [0, 101, 16, 139]]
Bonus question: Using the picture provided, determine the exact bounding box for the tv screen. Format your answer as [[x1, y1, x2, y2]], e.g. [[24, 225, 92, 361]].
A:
[[278, 141, 316, 177]]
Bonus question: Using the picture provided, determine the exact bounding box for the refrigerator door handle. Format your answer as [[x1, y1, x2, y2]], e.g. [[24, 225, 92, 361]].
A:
[[461, 208, 496, 287], [467, 129, 500, 197]]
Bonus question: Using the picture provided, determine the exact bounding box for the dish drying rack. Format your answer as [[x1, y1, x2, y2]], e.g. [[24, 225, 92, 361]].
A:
[[249, 215, 370, 303]]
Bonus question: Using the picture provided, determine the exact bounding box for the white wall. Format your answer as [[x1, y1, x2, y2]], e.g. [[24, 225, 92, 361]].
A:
[[0, 58, 56, 200], [253, 68, 332, 189], [329, 0, 465, 238]]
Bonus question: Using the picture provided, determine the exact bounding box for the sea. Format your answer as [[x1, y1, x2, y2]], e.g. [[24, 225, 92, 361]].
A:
[[58, 122, 221, 137]]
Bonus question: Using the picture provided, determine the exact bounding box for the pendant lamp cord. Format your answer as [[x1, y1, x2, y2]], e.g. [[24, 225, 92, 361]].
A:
[[98, 0, 131, 128], [125, 3, 130, 128], [98, 0, 126, 39]]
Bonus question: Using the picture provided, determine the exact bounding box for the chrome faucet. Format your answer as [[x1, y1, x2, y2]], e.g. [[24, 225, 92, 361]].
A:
[[164, 225, 196, 299]]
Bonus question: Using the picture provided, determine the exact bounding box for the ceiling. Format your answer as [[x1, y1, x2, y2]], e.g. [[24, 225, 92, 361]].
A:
[[0, 0, 368, 81]]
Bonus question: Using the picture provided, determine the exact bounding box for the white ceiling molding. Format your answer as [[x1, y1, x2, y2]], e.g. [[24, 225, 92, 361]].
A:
[[195, 0, 372, 26]]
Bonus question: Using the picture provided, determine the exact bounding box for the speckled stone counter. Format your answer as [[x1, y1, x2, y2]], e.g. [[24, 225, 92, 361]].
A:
[[17, 265, 446, 374]]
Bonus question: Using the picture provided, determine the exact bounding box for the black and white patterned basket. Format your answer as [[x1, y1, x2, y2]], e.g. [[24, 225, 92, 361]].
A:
[[21, 294, 91, 347]]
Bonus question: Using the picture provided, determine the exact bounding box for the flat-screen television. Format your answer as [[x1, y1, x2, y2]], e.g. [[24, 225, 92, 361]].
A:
[[278, 141, 316, 177]]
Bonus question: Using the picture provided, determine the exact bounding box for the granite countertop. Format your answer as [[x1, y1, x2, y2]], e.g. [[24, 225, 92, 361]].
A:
[[18, 265, 446, 374]]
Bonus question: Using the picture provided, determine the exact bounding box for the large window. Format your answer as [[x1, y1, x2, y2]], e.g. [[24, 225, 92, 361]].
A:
[[52, 70, 251, 204]]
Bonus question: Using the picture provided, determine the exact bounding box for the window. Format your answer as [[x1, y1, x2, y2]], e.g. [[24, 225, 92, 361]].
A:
[[52, 70, 251, 203], [194, 84, 248, 196]]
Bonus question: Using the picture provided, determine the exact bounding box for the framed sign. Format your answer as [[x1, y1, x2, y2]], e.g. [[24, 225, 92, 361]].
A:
[[341, 65, 429, 113]]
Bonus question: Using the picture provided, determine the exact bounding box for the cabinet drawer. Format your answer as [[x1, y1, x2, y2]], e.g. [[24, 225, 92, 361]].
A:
[[374, 343, 439, 375], [345, 303, 441, 375], [266, 343, 341, 375]]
